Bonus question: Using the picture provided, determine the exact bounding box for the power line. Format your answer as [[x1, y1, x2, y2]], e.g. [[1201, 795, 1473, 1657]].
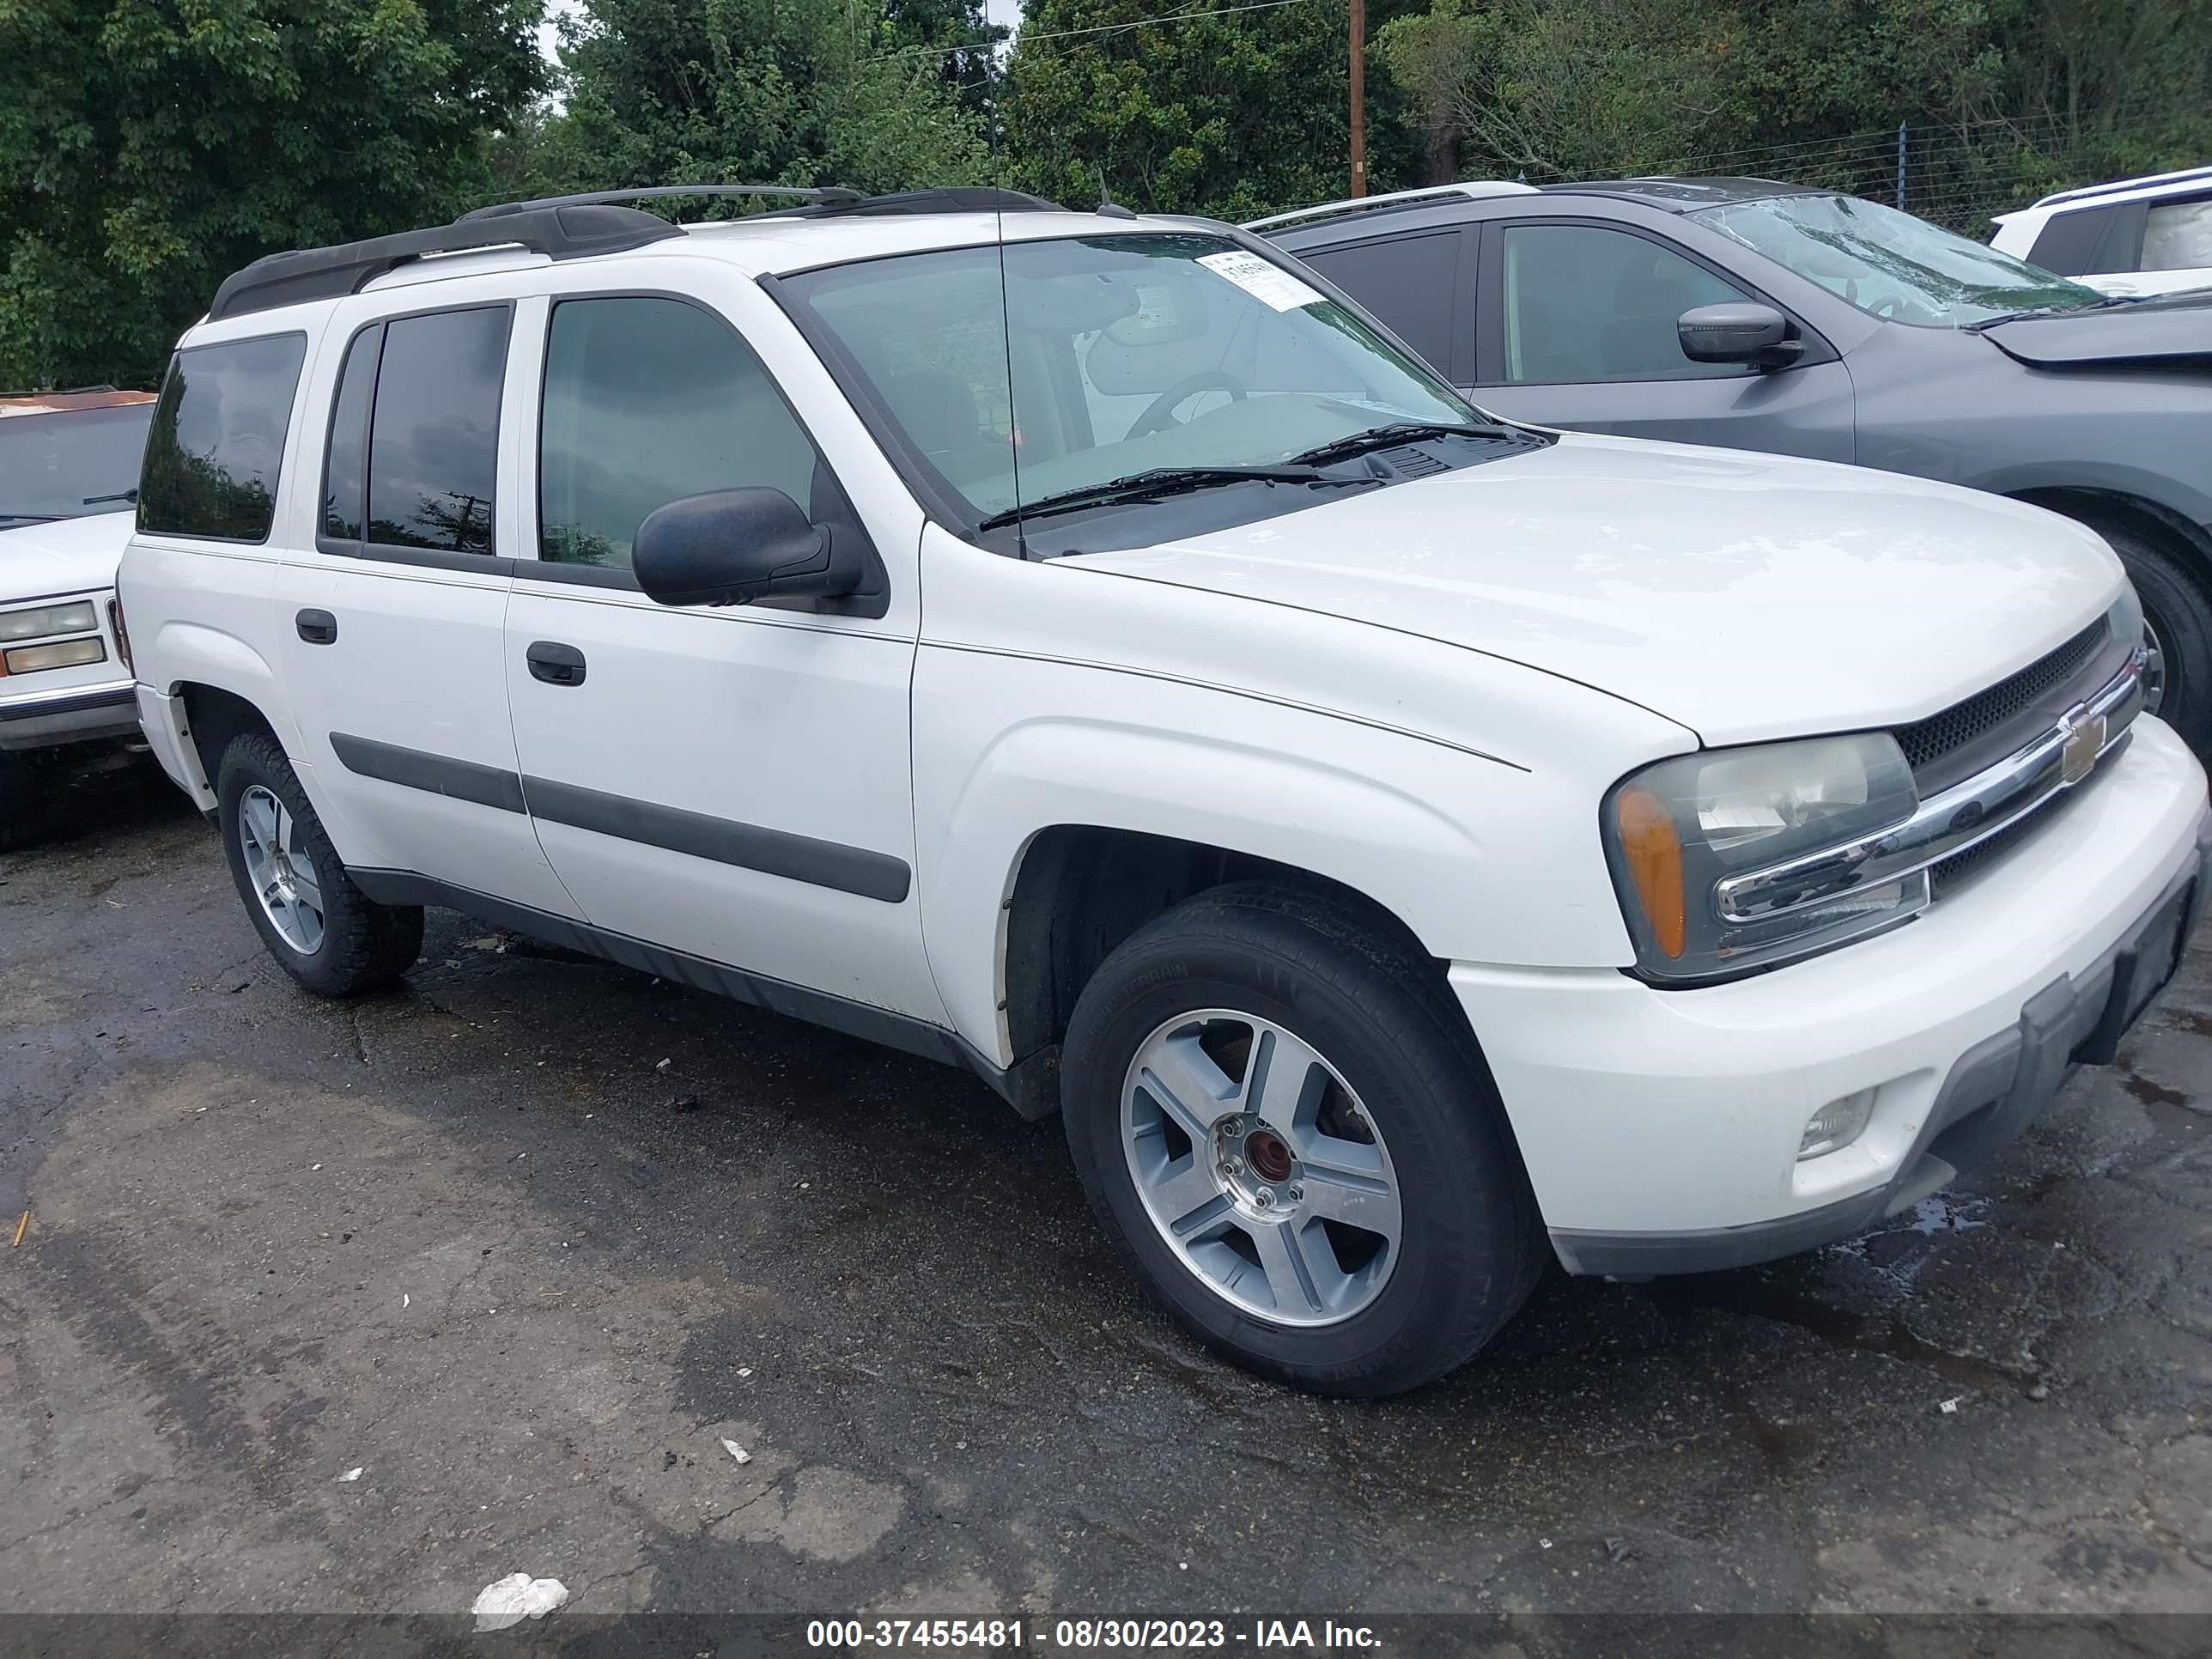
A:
[[867, 0, 1328, 61]]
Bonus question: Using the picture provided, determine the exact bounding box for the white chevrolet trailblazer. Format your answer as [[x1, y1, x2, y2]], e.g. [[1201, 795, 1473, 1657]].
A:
[[118, 185, 2211, 1395]]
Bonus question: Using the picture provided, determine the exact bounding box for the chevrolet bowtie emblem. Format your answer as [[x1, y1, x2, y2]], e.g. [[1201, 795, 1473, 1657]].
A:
[[2061, 712, 2106, 785]]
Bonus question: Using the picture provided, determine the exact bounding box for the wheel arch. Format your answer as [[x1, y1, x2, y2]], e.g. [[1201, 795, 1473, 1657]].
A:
[[2006, 483, 2212, 574], [990, 823, 1455, 1117]]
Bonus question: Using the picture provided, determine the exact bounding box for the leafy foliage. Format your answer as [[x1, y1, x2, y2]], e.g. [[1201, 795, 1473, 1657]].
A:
[[999, 0, 1424, 218], [516, 0, 996, 203], [0, 0, 546, 390]]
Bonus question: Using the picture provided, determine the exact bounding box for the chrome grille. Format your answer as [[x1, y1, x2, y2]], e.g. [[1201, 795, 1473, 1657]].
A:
[[1896, 619, 2108, 777]]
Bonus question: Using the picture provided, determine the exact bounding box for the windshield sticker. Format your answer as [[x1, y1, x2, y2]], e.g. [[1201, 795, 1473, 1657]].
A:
[[1196, 250, 1326, 313]]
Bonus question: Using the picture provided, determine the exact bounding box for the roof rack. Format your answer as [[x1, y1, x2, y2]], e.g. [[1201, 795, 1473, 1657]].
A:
[[2032, 163, 2212, 210], [1242, 181, 1538, 234], [757, 185, 1067, 220], [207, 204, 685, 322], [459, 185, 863, 220]]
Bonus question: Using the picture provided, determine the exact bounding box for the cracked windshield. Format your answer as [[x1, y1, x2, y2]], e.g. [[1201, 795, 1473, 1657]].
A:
[[1696, 191, 2108, 325], [789, 231, 1480, 526]]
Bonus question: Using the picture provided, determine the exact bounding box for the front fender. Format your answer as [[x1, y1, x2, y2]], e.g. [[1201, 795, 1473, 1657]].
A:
[[913, 647, 1676, 1065]]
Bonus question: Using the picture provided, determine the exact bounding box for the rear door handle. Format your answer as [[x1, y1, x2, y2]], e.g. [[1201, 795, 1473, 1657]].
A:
[[526, 641, 586, 686], [295, 609, 337, 645]]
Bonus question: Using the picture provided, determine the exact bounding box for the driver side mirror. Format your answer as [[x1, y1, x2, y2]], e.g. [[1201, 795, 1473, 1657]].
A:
[[632, 487, 860, 608], [1677, 302, 1804, 371]]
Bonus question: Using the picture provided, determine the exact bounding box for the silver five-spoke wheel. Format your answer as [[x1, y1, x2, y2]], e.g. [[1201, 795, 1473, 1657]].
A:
[[1121, 1008, 1401, 1327], [237, 782, 325, 954]]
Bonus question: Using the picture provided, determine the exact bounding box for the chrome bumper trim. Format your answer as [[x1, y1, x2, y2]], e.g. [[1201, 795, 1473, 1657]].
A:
[[1717, 649, 2145, 926]]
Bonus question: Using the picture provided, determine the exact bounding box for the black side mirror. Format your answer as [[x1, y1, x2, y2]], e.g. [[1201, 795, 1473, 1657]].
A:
[[1677, 302, 1804, 371], [632, 487, 860, 608]]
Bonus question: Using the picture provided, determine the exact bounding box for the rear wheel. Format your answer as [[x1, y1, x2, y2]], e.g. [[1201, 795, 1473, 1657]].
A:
[[1061, 882, 1545, 1396], [216, 731, 422, 995]]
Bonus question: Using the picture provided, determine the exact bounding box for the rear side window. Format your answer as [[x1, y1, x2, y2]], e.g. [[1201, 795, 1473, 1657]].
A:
[[1298, 233, 1460, 376], [138, 333, 307, 541], [321, 306, 510, 556], [537, 296, 822, 570], [2142, 198, 2212, 272]]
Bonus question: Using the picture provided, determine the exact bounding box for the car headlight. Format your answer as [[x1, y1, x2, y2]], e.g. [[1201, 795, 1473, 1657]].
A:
[[0, 599, 99, 643], [1602, 732, 1924, 984]]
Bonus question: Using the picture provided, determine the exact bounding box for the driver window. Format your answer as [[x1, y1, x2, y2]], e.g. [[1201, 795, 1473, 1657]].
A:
[[538, 295, 822, 568], [1501, 223, 1748, 384]]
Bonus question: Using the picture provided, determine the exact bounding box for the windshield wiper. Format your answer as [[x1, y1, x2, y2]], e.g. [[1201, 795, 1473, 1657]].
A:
[[1966, 294, 2145, 330], [82, 488, 137, 507], [1287, 421, 1522, 468], [0, 511, 63, 526], [976, 465, 1366, 531]]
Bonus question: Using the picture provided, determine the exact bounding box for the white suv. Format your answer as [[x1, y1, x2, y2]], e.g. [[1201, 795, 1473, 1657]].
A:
[[119, 185, 2211, 1395], [1991, 165, 2212, 297]]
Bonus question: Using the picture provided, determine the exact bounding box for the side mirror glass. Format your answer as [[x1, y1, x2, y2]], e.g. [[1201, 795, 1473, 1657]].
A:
[[632, 487, 856, 608], [1677, 302, 1803, 370]]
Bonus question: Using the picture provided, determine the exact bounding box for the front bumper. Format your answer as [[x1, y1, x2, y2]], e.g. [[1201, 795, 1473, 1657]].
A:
[[0, 680, 139, 751], [1450, 715, 2211, 1276]]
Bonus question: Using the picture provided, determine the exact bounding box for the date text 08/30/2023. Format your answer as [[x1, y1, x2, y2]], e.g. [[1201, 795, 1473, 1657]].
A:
[[805, 1618, 1385, 1650]]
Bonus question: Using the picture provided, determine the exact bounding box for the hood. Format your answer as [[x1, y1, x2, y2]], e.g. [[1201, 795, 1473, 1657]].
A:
[[1066, 433, 2124, 747], [1978, 293, 2212, 369], [0, 511, 135, 600]]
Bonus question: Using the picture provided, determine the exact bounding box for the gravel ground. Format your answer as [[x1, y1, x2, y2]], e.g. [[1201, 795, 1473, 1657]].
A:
[[5, 765, 2212, 1641]]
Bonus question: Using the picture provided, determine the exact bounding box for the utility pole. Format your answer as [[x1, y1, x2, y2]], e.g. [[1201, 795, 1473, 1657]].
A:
[[1349, 0, 1367, 197]]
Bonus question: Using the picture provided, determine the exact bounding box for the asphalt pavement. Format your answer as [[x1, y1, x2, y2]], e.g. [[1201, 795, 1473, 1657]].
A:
[[6, 763, 2212, 1639]]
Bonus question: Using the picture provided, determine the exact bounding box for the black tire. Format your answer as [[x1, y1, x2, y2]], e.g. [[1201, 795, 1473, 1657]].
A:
[[216, 730, 422, 996], [1060, 881, 1546, 1396], [2085, 517, 2212, 756], [0, 747, 66, 852]]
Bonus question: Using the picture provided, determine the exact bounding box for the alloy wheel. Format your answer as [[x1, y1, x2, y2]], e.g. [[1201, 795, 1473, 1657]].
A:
[[238, 783, 325, 954], [1120, 1009, 1402, 1328]]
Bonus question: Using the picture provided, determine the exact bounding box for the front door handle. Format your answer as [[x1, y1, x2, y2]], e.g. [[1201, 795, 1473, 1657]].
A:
[[526, 641, 586, 687], [295, 609, 337, 645]]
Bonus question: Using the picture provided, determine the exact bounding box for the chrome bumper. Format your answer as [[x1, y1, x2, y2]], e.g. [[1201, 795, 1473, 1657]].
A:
[[1719, 647, 2145, 925]]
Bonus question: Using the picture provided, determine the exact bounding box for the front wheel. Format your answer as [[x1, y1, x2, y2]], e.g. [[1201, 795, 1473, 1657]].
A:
[[1061, 883, 1545, 1396], [216, 731, 423, 995], [2091, 519, 2212, 754]]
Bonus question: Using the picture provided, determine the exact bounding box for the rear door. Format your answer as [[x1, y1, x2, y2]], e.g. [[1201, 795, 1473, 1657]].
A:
[[499, 263, 941, 1023], [273, 295, 579, 917], [1467, 216, 1857, 462], [1296, 228, 1472, 382]]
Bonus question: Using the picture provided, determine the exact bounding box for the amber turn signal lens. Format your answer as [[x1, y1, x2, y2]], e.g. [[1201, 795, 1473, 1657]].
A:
[[1615, 786, 1686, 959]]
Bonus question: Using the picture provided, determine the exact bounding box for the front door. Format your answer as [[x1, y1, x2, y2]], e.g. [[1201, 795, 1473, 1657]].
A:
[[501, 272, 942, 1024], [1469, 219, 1857, 463], [274, 298, 579, 919]]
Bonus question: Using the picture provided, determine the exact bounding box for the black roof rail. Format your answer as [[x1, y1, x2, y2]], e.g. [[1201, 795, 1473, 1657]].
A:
[[762, 186, 1066, 220], [459, 184, 863, 220], [207, 204, 686, 322]]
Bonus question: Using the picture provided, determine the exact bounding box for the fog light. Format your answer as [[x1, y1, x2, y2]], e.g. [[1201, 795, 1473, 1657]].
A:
[[1798, 1087, 1877, 1160]]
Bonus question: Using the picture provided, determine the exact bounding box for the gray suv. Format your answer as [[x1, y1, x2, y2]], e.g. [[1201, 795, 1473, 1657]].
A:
[[1257, 179, 2212, 752]]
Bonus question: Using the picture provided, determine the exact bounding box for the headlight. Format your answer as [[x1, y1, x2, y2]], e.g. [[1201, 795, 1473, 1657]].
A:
[[1603, 732, 1924, 984], [0, 600, 99, 642]]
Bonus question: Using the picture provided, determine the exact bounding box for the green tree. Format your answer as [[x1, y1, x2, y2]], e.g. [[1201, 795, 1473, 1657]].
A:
[[0, 0, 546, 390], [526, 0, 992, 204], [1000, 0, 1424, 220]]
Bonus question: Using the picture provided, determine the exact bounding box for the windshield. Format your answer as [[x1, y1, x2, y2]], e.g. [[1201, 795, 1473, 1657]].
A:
[[1694, 193, 2106, 327], [783, 232, 1482, 531], [0, 403, 155, 526]]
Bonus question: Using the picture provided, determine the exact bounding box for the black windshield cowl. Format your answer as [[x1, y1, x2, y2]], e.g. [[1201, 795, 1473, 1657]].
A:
[[976, 466, 1372, 532], [1288, 422, 1534, 468]]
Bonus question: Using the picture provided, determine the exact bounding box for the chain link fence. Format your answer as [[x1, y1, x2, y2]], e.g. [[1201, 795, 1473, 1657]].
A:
[[1667, 108, 2194, 239]]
